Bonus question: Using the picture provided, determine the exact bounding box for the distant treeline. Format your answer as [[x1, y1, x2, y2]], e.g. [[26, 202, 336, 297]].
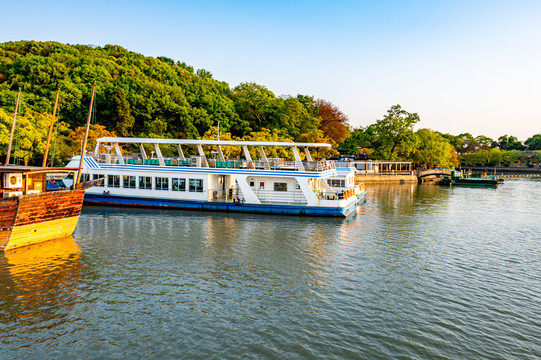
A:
[[341, 105, 541, 168], [0, 40, 539, 168]]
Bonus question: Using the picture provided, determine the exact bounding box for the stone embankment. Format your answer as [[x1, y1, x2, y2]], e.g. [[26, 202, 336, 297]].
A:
[[355, 174, 418, 184]]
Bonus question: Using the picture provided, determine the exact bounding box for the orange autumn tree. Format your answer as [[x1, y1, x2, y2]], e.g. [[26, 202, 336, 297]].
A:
[[316, 99, 350, 145], [65, 124, 116, 159]]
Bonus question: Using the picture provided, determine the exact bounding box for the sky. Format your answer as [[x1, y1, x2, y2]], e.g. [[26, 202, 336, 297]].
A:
[[1, 0, 540, 140]]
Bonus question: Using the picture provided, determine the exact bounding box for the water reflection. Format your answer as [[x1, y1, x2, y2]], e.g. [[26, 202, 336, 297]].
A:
[[77, 207, 360, 302], [0, 236, 82, 331]]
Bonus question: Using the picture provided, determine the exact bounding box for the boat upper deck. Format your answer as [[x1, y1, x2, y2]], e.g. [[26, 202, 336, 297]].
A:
[[90, 137, 342, 173]]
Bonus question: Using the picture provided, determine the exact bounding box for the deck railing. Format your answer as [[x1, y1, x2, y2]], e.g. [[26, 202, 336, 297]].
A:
[[92, 154, 335, 172], [252, 189, 308, 205]]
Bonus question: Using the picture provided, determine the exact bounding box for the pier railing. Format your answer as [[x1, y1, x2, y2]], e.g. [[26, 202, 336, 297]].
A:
[[352, 161, 413, 175]]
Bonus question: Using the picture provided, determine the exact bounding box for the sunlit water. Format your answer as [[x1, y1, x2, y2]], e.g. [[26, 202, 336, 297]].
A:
[[1, 179, 540, 359]]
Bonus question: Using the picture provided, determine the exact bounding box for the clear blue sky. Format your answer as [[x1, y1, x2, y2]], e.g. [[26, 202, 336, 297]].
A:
[[2, 0, 540, 140]]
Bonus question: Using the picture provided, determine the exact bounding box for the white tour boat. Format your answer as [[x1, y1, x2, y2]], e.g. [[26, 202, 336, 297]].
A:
[[66, 137, 366, 217]]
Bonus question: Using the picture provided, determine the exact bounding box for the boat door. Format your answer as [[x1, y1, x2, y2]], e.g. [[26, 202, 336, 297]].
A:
[[219, 175, 226, 198]]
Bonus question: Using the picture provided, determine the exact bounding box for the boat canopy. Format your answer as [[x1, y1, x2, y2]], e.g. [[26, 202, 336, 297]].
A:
[[95, 137, 332, 148], [92, 137, 335, 171]]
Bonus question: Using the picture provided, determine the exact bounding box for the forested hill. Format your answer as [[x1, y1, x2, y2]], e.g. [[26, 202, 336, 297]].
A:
[[0, 40, 348, 143]]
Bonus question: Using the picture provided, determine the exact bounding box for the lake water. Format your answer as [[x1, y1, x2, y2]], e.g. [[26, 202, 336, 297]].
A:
[[1, 179, 540, 359]]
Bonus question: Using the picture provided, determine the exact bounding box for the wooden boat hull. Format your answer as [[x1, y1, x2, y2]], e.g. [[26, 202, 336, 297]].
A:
[[0, 190, 85, 251]]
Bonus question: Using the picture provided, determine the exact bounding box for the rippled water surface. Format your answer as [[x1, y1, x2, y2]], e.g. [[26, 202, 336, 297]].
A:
[[1, 179, 540, 359]]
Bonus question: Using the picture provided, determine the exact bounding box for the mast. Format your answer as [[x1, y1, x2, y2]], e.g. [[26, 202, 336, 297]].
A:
[[42, 89, 60, 167], [75, 81, 96, 186], [5, 88, 21, 166]]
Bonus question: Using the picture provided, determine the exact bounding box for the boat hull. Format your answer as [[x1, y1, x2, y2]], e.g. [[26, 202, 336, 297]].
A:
[[0, 190, 85, 251], [84, 193, 366, 218], [440, 178, 498, 186]]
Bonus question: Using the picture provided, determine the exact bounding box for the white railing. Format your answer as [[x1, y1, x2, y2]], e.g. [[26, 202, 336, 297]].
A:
[[253, 189, 307, 205], [92, 154, 334, 172]]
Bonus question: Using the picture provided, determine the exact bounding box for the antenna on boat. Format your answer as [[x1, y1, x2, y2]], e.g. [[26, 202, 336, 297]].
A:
[[75, 81, 96, 186], [42, 89, 60, 167], [5, 88, 21, 166]]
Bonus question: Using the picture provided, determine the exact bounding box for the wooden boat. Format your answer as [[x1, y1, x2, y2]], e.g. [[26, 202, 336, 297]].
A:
[[0, 167, 98, 251], [0, 82, 99, 251]]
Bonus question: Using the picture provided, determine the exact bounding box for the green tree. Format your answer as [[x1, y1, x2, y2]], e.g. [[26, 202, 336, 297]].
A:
[[413, 128, 457, 168], [525, 134, 541, 150], [496, 135, 525, 150], [0, 108, 50, 165], [110, 87, 135, 136], [348, 105, 420, 160], [278, 97, 319, 141], [475, 135, 494, 150], [340, 126, 374, 154], [230, 82, 279, 136]]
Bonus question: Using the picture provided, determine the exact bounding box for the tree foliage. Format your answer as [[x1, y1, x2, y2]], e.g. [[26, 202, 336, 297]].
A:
[[0, 41, 350, 164], [340, 104, 419, 160], [525, 134, 541, 150], [2, 41, 539, 168], [496, 135, 525, 150], [0, 108, 59, 165], [413, 129, 457, 169], [315, 99, 349, 145]]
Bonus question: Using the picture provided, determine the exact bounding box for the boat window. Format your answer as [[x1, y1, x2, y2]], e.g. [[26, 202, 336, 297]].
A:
[[81, 173, 90, 183], [189, 179, 203, 192], [139, 176, 152, 190], [123, 175, 136, 189], [249, 180, 255, 187], [172, 178, 186, 191], [274, 182, 287, 192], [107, 175, 121, 188], [327, 179, 345, 187], [94, 174, 105, 187], [156, 177, 169, 191]]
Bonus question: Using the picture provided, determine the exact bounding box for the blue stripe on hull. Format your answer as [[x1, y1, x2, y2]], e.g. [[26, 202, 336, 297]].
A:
[[84, 194, 366, 218]]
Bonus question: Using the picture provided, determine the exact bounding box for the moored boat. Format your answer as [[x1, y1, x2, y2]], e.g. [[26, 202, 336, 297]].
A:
[[1, 81, 99, 251], [439, 170, 500, 187], [0, 167, 97, 251], [66, 137, 367, 217]]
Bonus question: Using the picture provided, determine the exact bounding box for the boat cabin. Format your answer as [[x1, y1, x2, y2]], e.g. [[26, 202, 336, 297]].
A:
[[0, 167, 76, 198]]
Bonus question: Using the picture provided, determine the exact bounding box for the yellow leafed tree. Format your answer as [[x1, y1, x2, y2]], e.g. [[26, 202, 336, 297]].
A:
[[241, 128, 294, 160], [298, 130, 340, 160], [66, 124, 116, 157], [0, 108, 52, 165]]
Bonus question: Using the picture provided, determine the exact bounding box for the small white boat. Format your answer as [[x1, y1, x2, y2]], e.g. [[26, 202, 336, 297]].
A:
[[66, 137, 366, 217]]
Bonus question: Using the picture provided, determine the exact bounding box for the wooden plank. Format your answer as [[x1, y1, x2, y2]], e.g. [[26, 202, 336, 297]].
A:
[[0, 189, 85, 250], [14, 190, 85, 226]]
